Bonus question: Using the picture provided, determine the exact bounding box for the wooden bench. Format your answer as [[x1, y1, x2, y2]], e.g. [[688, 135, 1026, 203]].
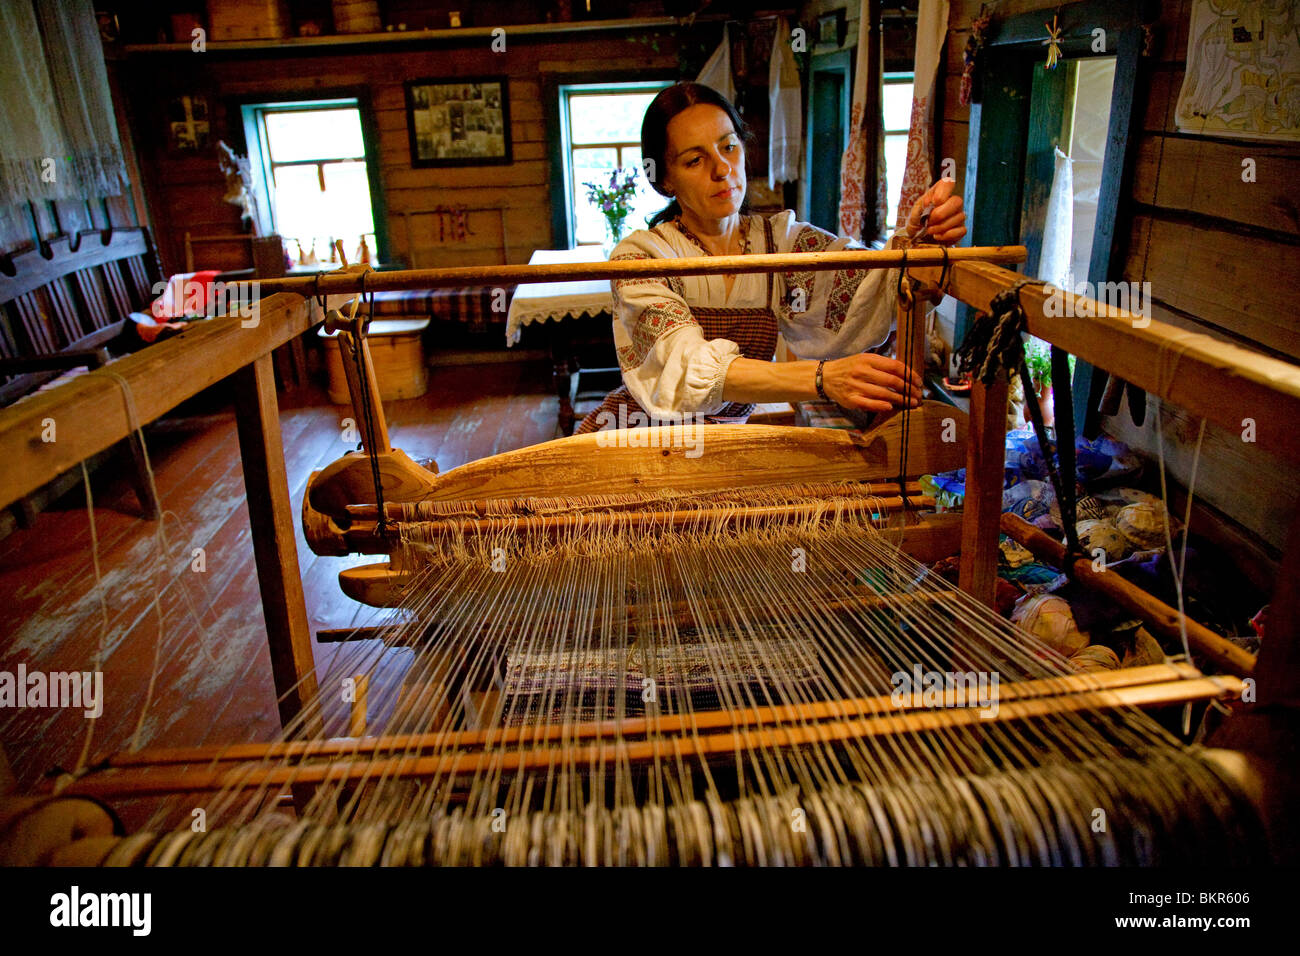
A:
[[0, 228, 163, 524]]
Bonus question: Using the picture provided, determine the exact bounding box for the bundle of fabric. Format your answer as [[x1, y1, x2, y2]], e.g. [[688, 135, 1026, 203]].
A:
[[124, 270, 222, 346]]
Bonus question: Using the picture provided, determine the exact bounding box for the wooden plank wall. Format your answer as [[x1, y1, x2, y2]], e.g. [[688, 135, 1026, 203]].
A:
[[120, 31, 684, 277], [942, 0, 1299, 554]]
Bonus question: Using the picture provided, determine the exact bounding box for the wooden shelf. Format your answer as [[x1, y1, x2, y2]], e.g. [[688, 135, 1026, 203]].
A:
[[118, 16, 694, 55]]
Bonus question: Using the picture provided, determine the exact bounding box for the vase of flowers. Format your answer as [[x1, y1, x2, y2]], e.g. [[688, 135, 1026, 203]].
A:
[[584, 167, 639, 256], [1024, 338, 1074, 428]]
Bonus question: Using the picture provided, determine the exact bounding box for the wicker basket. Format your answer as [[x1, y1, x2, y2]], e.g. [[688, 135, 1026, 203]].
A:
[[319, 319, 430, 404]]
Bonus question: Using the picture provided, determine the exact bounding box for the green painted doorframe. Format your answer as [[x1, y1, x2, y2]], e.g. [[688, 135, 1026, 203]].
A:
[[960, 0, 1153, 437]]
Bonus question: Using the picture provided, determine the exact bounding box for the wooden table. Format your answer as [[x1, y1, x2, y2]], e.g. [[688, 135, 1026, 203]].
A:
[[506, 247, 618, 435]]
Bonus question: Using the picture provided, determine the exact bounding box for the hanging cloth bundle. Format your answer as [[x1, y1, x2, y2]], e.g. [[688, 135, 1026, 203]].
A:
[[955, 282, 1083, 567]]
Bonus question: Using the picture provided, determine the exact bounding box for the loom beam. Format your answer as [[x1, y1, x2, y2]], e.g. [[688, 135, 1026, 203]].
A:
[[327, 513, 966, 608], [304, 402, 968, 526], [44, 664, 1243, 801]]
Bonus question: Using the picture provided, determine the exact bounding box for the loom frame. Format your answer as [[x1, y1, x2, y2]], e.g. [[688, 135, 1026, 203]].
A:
[[0, 249, 1296, 734]]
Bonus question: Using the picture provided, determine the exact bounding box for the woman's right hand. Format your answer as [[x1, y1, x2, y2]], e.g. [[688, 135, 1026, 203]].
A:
[[820, 354, 924, 412]]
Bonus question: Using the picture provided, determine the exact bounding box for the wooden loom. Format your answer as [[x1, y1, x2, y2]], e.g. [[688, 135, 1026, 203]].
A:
[[2, 244, 1298, 866]]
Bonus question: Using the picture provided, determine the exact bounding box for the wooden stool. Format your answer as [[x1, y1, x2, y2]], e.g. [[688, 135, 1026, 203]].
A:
[[319, 318, 430, 405]]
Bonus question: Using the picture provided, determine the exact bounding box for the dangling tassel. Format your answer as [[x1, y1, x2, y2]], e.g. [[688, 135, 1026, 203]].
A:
[[1043, 14, 1063, 70]]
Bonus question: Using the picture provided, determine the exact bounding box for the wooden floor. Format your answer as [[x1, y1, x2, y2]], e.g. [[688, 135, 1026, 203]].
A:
[[0, 361, 566, 798]]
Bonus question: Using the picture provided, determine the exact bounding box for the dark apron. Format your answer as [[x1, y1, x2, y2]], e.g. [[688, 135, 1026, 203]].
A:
[[576, 217, 779, 434]]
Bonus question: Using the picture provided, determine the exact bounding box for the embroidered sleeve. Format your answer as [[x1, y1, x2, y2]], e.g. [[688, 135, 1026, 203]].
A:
[[607, 234, 741, 419], [768, 210, 897, 359]]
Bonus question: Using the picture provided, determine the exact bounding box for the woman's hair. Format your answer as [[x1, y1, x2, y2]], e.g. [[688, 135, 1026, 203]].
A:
[[641, 82, 753, 227]]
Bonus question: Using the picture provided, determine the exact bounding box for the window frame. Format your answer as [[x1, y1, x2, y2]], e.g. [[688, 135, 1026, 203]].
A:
[[881, 71, 915, 236], [234, 91, 389, 264], [802, 47, 852, 232], [963, 2, 1147, 435], [544, 73, 675, 249], [560, 81, 673, 247], [261, 105, 367, 190]]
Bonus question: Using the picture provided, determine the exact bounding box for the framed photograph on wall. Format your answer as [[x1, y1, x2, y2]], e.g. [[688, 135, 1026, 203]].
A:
[[167, 95, 210, 152], [816, 10, 846, 49], [404, 76, 512, 167]]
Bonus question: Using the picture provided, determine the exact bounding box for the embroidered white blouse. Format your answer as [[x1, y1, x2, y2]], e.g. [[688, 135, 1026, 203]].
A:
[[608, 210, 899, 420]]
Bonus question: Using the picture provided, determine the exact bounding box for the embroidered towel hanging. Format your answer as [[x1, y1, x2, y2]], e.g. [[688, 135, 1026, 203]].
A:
[[893, 0, 951, 232], [768, 17, 802, 190], [697, 25, 736, 104]]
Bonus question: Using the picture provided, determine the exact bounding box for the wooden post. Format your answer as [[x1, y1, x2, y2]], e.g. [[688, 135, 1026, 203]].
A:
[[0, 743, 14, 795], [550, 320, 577, 437], [1256, 505, 1300, 707], [896, 280, 928, 374], [958, 377, 1009, 607], [233, 353, 321, 734], [335, 331, 392, 454], [348, 674, 369, 738]]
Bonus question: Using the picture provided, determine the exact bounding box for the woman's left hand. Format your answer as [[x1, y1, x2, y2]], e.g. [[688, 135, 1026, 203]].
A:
[[904, 179, 966, 245]]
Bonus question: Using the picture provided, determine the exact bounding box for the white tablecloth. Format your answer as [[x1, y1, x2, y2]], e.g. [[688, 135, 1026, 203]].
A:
[[505, 247, 614, 345]]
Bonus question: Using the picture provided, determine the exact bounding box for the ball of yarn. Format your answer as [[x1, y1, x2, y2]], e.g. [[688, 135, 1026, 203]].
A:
[[1122, 627, 1166, 668], [1076, 518, 1128, 562], [1003, 480, 1061, 533], [1115, 500, 1178, 550], [1011, 593, 1089, 657], [1070, 644, 1121, 673], [998, 537, 1035, 569], [1075, 494, 1111, 521], [1114, 488, 1159, 506], [994, 577, 1024, 618]]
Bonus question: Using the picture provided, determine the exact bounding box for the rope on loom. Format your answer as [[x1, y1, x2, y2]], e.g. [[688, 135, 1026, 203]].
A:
[[1155, 400, 1208, 670], [896, 251, 915, 511], [954, 281, 1038, 386], [71, 461, 110, 779], [55, 370, 222, 784], [347, 270, 388, 535], [893, 245, 950, 505], [1141, 318, 1211, 725], [954, 278, 1084, 568]]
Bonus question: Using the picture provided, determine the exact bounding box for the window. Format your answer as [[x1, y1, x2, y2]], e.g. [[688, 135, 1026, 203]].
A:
[[559, 83, 671, 246], [882, 73, 914, 236], [963, 1, 1147, 434], [242, 100, 378, 264], [1060, 57, 1117, 289]]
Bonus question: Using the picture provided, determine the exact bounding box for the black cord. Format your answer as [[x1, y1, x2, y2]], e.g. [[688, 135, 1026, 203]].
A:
[[348, 277, 388, 536], [954, 278, 1040, 384], [896, 255, 915, 509], [956, 276, 1084, 575], [1051, 344, 1082, 564]]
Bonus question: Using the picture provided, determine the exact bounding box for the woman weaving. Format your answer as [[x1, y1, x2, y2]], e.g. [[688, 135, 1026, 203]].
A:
[[576, 82, 967, 434]]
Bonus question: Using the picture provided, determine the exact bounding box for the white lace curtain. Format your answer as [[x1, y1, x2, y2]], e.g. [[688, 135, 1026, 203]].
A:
[[0, 0, 127, 204]]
